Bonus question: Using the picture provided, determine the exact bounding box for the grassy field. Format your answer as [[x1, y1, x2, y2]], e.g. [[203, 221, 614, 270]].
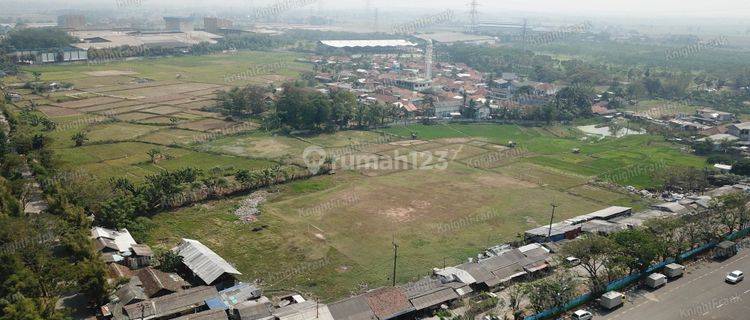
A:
[[143, 123, 705, 301]]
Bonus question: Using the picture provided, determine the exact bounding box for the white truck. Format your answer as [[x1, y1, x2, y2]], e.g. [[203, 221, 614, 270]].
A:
[[645, 273, 668, 289], [664, 263, 685, 279], [599, 291, 624, 310]]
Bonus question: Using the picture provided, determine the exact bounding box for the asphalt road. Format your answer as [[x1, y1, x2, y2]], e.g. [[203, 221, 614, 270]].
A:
[[597, 249, 750, 320]]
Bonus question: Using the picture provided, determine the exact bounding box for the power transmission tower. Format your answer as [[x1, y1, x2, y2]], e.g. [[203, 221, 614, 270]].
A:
[[522, 18, 528, 50], [469, 0, 479, 33]]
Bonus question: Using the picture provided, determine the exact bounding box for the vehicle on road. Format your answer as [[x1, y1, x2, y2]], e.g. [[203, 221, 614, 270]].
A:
[[599, 291, 625, 310], [726, 270, 744, 284], [571, 309, 593, 320], [715, 241, 738, 260], [646, 273, 668, 289], [664, 263, 685, 279]]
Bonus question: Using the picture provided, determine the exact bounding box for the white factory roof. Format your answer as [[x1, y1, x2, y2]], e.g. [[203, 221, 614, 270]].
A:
[[71, 30, 222, 50], [173, 239, 241, 285], [319, 39, 417, 48]]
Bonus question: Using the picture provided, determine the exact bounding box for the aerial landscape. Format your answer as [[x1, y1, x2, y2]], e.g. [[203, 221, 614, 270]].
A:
[[2, 0, 750, 319]]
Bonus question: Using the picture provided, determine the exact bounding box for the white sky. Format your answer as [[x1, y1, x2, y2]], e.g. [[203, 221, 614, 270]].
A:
[[5, 0, 750, 19]]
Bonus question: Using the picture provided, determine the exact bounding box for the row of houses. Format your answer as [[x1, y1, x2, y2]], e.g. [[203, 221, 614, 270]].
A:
[[523, 193, 725, 243]]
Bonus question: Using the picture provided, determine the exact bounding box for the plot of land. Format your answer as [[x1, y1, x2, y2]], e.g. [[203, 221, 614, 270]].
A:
[[144, 124, 706, 301]]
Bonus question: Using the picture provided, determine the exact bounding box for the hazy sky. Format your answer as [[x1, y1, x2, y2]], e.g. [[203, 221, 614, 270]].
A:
[[4, 0, 750, 19]]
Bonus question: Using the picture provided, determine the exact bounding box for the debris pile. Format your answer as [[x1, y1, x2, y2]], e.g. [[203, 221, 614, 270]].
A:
[[234, 191, 268, 223]]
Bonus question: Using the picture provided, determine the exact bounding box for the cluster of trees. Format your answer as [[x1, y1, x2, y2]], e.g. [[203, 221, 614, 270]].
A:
[[0, 100, 108, 319], [446, 44, 613, 87], [562, 193, 749, 295], [215, 85, 271, 118], [215, 83, 401, 132], [496, 193, 750, 320], [1, 27, 75, 51]]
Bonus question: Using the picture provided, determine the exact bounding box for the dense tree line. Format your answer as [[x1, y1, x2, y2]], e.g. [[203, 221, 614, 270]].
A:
[[0, 100, 108, 319], [561, 192, 749, 297], [0, 27, 75, 51], [215, 83, 400, 131]]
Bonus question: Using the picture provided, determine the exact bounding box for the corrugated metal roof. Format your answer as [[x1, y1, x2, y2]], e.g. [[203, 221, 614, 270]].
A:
[[91, 227, 137, 253], [328, 295, 377, 320], [174, 239, 242, 284], [320, 40, 417, 48], [408, 287, 459, 311], [273, 301, 334, 320], [173, 309, 229, 320]]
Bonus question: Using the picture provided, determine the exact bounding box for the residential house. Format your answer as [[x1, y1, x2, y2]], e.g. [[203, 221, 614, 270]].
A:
[[122, 286, 219, 320], [728, 122, 750, 141], [696, 108, 734, 123], [136, 267, 189, 298], [364, 287, 415, 320], [273, 300, 334, 320], [234, 298, 274, 320], [128, 244, 154, 269], [173, 239, 242, 287], [328, 295, 377, 320], [204, 283, 262, 311]]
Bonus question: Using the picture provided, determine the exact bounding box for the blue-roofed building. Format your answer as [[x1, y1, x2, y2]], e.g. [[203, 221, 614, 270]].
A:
[[205, 283, 262, 311]]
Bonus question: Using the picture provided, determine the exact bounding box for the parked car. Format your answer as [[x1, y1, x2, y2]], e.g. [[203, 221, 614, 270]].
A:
[[726, 270, 744, 284], [571, 309, 593, 320], [565, 256, 581, 266]]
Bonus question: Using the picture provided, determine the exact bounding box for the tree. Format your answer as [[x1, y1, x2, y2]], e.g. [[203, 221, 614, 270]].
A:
[[147, 148, 162, 164], [31, 71, 42, 83], [611, 228, 666, 274], [731, 159, 750, 176], [155, 250, 183, 273], [71, 131, 88, 147], [506, 284, 528, 320], [643, 217, 688, 260], [561, 235, 621, 294], [525, 272, 579, 313]]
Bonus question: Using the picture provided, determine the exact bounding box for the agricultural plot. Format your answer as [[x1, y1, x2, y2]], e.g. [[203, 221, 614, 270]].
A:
[[18, 51, 309, 182]]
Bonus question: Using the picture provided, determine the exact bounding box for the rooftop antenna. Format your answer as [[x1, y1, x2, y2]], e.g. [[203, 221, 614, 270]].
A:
[[469, 0, 479, 33]]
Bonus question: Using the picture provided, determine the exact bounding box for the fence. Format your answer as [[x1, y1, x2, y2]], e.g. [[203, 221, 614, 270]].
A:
[[523, 227, 750, 320]]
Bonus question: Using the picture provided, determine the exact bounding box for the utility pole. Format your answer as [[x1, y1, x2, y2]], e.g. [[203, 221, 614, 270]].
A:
[[522, 18, 528, 50], [547, 201, 559, 241], [392, 236, 399, 287]]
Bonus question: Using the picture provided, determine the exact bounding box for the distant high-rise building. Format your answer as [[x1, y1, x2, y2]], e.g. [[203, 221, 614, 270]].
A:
[[164, 17, 194, 32], [204, 17, 233, 33], [57, 14, 85, 30]]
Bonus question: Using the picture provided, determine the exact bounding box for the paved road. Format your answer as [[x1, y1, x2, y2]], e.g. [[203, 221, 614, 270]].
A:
[[599, 249, 750, 320]]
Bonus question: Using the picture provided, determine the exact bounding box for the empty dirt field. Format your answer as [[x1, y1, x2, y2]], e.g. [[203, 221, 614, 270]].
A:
[[145, 125, 697, 301]]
